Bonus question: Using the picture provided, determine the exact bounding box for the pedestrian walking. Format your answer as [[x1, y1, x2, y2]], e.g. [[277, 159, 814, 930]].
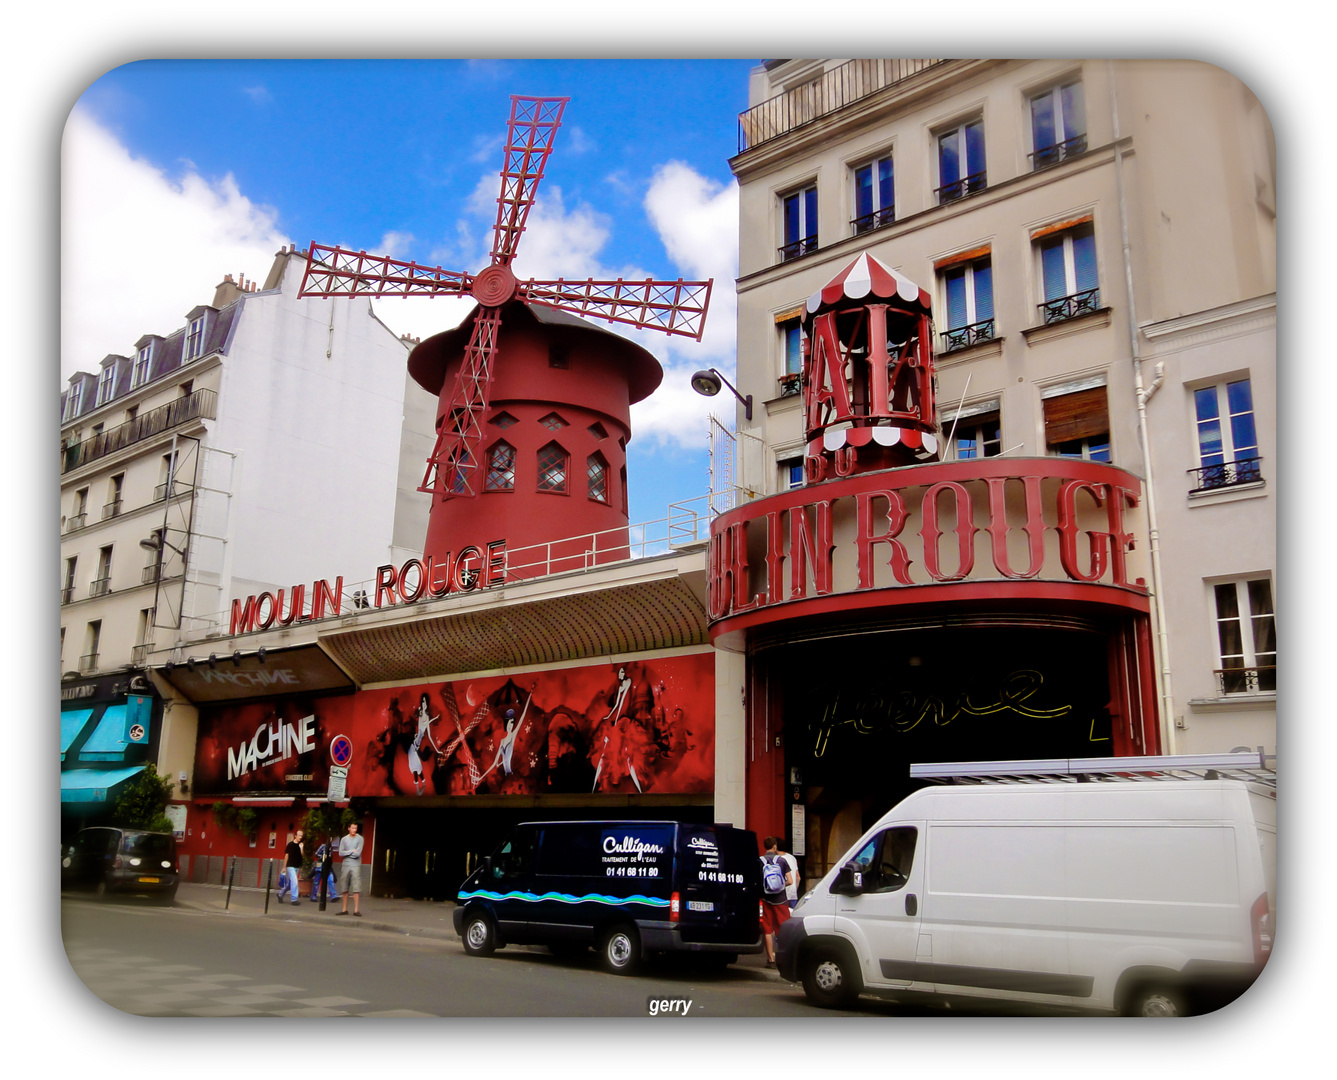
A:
[[760, 836, 793, 967], [308, 839, 339, 902], [281, 829, 304, 905], [336, 822, 364, 917], [776, 842, 800, 909]]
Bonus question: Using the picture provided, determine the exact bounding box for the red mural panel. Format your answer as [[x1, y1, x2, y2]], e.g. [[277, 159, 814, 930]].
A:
[[193, 653, 715, 799]]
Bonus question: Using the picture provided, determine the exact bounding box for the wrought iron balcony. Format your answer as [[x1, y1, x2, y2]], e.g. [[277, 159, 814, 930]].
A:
[[61, 585, 75, 605], [936, 171, 986, 205], [851, 206, 895, 235], [89, 577, 111, 598], [779, 373, 802, 398], [940, 319, 996, 353], [131, 644, 152, 664], [738, 59, 945, 153], [1039, 288, 1101, 325], [79, 652, 99, 674], [142, 564, 163, 584], [101, 499, 123, 520], [1189, 455, 1263, 493], [62, 387, 216, 474], [1215, 665, 1275, 695], [154, 480, 184, 502], [778, 235, 818, 262], [1030, 133, 1088, 170], [66, 513, 87, 533]]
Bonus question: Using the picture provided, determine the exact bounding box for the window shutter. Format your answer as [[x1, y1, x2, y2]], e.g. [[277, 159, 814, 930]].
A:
[[1073, 230, 1098, 292], [1043, 386, 1109, 445]]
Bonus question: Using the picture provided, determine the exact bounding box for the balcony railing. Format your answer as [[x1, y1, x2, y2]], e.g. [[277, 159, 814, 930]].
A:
[[738, 59, 945, 152], [778, 234, 818, 262], [936, 171, 987, 205], [851, 206, 895, 235], [66, 514, 87, 533], [940, 319, 996, 353], [101, 499, 123, 520], [1039, 288, 1101, 325], [62, 387, 217, 474], [142, 564, 163, 585], [779, 373, 802, 398], [79, 652, 99, 674], [61, 585, 75, 605], [1189, 456, 1263, 493], [1030, 133, 1088, 170], [1215, 665, 1276, 695], [131, 644, 152, 664], [155, 481, 184, 502], [89, 577, 111, 598]]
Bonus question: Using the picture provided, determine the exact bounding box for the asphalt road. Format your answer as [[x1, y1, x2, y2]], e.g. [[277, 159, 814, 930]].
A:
[[60, 896, 864, 1018]]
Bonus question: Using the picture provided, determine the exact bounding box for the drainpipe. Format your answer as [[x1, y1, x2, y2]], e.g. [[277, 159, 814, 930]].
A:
[[1109, 61, 1177, 754]]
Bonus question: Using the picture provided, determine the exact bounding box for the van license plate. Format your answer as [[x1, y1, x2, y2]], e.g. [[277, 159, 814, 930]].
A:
[[687, 901, 714, 912], [138, 877, 160, 884]]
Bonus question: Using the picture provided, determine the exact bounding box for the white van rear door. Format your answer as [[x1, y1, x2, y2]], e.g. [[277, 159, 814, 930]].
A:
[[833, 824, 929, 989]]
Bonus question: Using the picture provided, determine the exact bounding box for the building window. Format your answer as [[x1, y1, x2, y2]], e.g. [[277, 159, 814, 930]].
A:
[[777, 317, 803, 396], [939, 256, 995, 352], [133, 342, 153, 388], [68, 488, 89, 532], [62, 557, 77, 605], [587, 453, 609, 503], [490, 411, 518, 429], [184, 316, 206, 361], [96, 364, 117, 407], [485, 441, 516, 491], [1030, 80, 1086, 169], [536, 442, 569, 494], [947, 409, 1002, 460], [1213, 577, 1275, 695], [133, 609, 155, 664], [780, 457, 805, 491], [91, 546, 113, 598], [1043, 384, 1110, 462], [852, 155, 894, 234], [103, 474, 124, 520], [780, 184, 818, 261], [156, 454, 178, 502], [539, 412, 569, 431], [1037, 222, 1099, 323], [81, 620, 102, 674], [588, 422, 608, 440], [64, 380, 84, 421], [1191, 378, 1262, 491], [936, 119, 986, 203]]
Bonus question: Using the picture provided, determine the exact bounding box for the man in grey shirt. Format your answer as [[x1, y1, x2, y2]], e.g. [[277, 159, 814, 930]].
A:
[[336, 822, 364, 917]]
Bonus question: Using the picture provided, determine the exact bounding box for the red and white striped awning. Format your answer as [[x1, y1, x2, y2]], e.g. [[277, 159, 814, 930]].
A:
[[806, 252, 931, 315]]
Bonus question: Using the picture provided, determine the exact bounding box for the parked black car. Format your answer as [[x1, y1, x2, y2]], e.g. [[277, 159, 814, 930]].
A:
[[61, 827, 179, 903]]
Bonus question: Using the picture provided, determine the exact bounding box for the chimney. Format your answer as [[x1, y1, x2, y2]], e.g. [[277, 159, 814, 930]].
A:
[[212, 273, 246, 308]]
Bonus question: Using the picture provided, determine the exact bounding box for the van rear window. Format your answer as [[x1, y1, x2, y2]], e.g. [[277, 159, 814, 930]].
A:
[[536, 825, 673, 881]]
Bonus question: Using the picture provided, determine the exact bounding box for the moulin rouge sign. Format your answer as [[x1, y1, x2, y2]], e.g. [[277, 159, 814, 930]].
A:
[[229, 541, 506, 635]]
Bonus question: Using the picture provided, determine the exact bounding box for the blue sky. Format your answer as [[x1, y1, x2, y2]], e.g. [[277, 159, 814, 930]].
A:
[[63, 59, 760, 525]]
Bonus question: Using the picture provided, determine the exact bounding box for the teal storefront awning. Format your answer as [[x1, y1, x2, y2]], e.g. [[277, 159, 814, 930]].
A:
[[79, 703, 151, 762], [60, 765, 146, 805], [61, 709, 95, 762]]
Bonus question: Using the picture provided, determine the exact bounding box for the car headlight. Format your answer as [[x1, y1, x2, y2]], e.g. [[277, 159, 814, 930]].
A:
[[161, 861, 172, 869], [129, 858, 141, 867]]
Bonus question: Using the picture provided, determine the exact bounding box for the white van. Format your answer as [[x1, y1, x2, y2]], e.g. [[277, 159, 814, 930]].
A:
[[776, 754, 1275, 1016]]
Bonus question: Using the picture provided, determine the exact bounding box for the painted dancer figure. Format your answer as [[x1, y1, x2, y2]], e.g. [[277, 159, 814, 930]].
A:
[[408, 693, 442, 796], [591, 667, 644, 793], [481, 682, 538, 782]]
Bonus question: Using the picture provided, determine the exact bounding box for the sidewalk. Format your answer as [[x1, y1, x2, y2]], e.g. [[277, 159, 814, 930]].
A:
[[173, 881, 775, 974]]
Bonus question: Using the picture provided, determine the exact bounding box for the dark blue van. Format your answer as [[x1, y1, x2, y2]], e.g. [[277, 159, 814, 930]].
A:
[[453, 820, 763, 974]]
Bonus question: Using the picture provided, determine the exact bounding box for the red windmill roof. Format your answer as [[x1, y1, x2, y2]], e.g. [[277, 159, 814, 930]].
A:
[[805, 252, 931, 316]]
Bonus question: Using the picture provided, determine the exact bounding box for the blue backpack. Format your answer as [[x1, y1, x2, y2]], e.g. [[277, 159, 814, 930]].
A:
[[762, 854, 787, 899]]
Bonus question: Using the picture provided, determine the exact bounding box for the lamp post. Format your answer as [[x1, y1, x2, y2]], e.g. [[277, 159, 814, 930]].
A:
[[690, 367, 752, 421]]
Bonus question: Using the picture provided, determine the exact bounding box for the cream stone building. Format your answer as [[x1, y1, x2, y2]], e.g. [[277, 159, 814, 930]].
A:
[[60, 247, 435, 817], [728, 59, 1275, 762]]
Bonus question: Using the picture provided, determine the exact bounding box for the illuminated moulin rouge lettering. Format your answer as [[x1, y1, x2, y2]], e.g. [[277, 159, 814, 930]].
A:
[[231, 578, 343, 635], [226, 713, 317, 780]]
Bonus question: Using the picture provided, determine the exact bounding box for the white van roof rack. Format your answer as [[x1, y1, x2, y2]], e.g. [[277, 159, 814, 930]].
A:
[[910, 751, 1275, 789]]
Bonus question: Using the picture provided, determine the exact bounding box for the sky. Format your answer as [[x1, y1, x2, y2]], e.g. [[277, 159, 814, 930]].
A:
[[62, 59, 758, 524]]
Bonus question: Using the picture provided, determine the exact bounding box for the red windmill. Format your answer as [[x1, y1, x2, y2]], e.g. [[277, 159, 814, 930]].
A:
[[298, 96, 713, 588]]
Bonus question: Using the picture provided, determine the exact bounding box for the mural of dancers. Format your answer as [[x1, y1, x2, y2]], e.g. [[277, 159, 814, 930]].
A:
[[408, 692, 443, 795]]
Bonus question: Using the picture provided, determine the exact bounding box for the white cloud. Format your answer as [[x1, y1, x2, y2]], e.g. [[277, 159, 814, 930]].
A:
[[61, 107, 291, 382], [378, 230, 416, 258]]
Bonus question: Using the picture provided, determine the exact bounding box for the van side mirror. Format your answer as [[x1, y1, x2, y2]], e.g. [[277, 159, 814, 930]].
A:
[[832, 861, 865, 896]]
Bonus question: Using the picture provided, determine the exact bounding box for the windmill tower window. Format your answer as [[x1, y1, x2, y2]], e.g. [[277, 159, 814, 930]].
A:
[[587, 453, 609, 503], [536, 443, 569, 494], [485, 441, 517, 491], [539, 412, 569, 431]]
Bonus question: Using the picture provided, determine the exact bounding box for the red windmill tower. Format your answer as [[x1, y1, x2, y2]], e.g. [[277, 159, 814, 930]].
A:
[[298, 96, 712, 588]]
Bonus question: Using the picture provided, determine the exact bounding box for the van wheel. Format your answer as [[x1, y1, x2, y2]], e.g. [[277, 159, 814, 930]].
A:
[[1127, 984, 1186, 1017], [599, 925, 641, 975], [802, 947, 860, 1009], [462, 911, 497, 956]]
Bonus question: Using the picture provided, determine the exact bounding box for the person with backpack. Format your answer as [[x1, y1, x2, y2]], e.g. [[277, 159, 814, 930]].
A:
[[760, 836, 793, 968]]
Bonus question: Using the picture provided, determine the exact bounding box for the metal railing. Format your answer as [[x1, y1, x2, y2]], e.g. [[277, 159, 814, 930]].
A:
[[131, 644, 152, 664], [62, 388, 217, 474], [61, 585, 75, 605], [940, 319, 996, 353], [1215, 665, 1276, 695], [1039, 287, 1101, 325], [89, 577, 111, 598], [101, 499, 123, 520], [778, 373, 802, 398], [79, 652, 98, 674], [1030, 133, 1088, 170], [936, 170, 987, 205], [738, 59, 945, 152], [155, 480, 184, 502], [66, 513, 87, 533], [778, 235, 818, 262], [851, 206, 895, 235], [1189, 456, 1263, 493]]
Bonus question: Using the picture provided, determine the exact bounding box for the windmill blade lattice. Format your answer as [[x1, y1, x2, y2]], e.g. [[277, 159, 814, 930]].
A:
[[297, 93, 713, 502]]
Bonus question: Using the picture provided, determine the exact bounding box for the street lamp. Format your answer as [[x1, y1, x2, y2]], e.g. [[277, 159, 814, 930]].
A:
[[690, 367, 752, 421], [139, 532, 186, 558]]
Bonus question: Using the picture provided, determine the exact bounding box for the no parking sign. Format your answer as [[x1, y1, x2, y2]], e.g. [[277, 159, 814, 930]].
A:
[[328, 735, 353, 800]]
